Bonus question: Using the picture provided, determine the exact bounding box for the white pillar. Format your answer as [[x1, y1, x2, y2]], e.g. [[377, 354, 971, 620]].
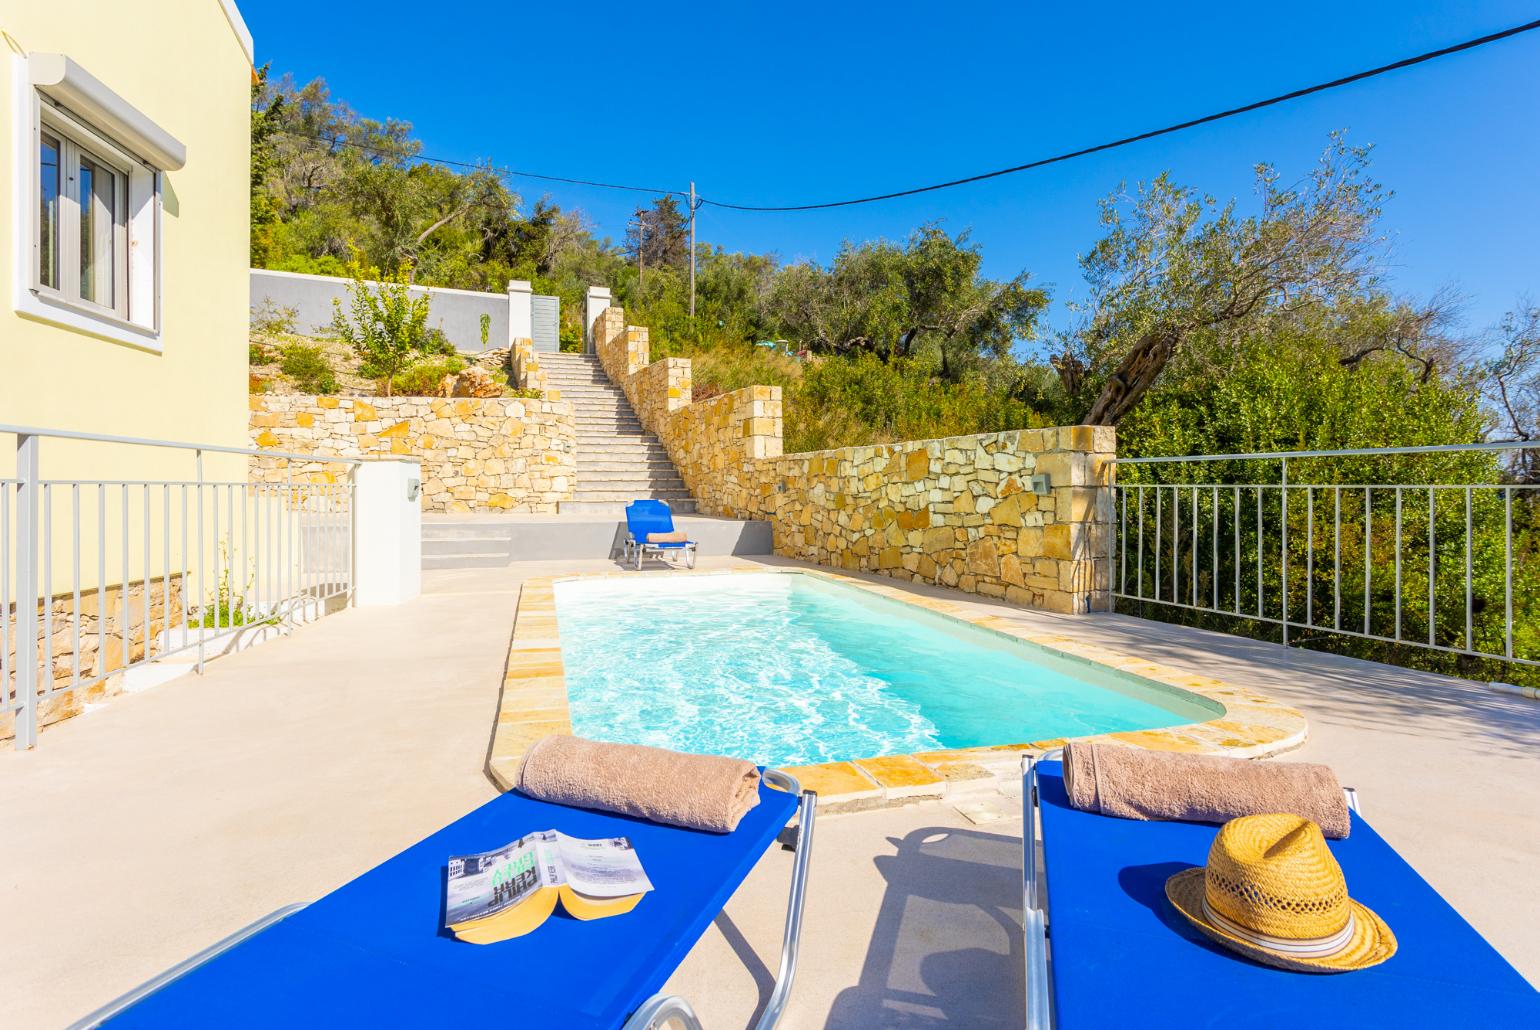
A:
[[507, 279, 533, 347], [353, 460, 421, 606], [584, 285, 611, 355]]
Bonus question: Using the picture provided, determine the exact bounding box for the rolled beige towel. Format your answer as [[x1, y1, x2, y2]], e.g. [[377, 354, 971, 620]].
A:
[[1061, 741, 1350, 839], [646, 529, 689, 544], [516, 735, 761, 833]]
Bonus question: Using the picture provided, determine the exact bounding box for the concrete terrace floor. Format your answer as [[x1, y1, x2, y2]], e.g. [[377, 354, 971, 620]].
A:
[[2, 556, 1537, 1028]]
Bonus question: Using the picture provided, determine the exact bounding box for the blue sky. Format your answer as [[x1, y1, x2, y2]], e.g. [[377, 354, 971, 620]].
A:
[[240, 1, 1539, 345]]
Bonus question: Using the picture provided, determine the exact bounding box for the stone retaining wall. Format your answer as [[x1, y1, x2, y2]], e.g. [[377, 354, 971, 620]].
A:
[[593, 304, 1114, 612], [510, 337, 556, 397], [2, 576, 184, 741], [768, 427, 1113, 612], [249, 394, 576, 513]]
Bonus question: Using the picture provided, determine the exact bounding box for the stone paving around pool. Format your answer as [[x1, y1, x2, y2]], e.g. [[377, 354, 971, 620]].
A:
[[487, 566, 1308, 810]]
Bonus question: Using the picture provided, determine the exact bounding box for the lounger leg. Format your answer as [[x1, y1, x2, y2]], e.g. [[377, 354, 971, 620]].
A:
[[624, 775, 816, 1030], [1022, 753, 1054, 1030], [622, 995, 705, 1030], [753, 773, 817, 1030]]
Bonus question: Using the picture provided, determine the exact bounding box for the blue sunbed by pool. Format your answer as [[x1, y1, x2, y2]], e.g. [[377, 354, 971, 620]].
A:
[[624, 499, 697, 570], [1022, 756, 1540, 1029], [80, 772, 814, 1029]]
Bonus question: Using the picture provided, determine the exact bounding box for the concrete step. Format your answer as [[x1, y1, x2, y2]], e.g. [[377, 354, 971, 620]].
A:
[[577, 444, 670, 454], [573, 491, 694, 504], [560, 498, 714, 517], [421, 509, 775, 564], [560, 498, 705, 514], [580, 476, 687, 489], [421, 524, 516, 540], [578, 460, 681, 472]]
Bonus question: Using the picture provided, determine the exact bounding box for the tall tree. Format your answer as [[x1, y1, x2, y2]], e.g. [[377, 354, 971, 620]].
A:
[[1484, 302, 1540, 482], [762, 225, 1046, 378], [1055, 136, 1386, 426], [624, 196, 689, 272]]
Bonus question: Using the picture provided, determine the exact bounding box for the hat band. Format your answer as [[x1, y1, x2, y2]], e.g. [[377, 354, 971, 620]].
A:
[[1202, 897, 1356, 957]]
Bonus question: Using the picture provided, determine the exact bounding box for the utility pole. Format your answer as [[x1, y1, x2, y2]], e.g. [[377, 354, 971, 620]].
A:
[[634, 207, 646, 289], [688, 181, 697, 319]]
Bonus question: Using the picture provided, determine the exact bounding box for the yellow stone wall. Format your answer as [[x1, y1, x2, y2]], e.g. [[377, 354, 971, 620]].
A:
[[510, 337, 556, 398], [766, 427, 1115, 613], [1, 576, 184, 741], [595, 304, 1116, 613], [249, 395, 576, 513]]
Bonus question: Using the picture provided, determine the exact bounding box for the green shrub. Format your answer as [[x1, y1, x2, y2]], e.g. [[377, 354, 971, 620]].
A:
[[389, 356, 466, 396], [784, 353, 1042, 453], [280, 344, 339, 394], [420, 327, 457, 357], [250, 299, 298, 337], [330, 260, 432, 395], [248, 342, 270, 364]]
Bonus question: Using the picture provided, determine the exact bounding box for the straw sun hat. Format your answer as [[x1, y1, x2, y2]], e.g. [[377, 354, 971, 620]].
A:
[[1165, 813, 1397, 973]]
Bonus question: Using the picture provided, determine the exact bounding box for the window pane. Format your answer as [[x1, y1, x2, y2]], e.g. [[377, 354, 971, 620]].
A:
[[39, 132, 61, 289], [78, 154, 117, 308]]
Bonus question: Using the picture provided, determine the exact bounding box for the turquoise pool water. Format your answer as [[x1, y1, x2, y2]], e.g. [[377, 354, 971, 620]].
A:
[[554, 573, 1220, 767]]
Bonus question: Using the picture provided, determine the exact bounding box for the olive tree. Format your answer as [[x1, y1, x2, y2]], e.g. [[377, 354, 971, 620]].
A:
[[1055, 136, 1388, 426]]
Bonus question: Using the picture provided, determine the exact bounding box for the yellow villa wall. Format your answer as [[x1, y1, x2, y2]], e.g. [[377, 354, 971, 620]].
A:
[[0, 2, 253, 590], [1, 1, 252, 480]]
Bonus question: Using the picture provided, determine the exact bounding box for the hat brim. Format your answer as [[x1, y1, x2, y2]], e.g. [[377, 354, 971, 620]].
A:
[[1165, 868, 1397, 973]]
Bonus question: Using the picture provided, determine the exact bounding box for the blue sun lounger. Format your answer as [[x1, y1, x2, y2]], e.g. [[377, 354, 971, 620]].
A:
[[76, 771, 815, 1030], [1021, 754, 1540, 1029], [624, 499, 697, 570]]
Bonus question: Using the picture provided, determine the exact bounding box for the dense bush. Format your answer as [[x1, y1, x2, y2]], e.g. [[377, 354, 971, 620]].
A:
[[388, 356, 466, 396], [785, 353, 1044, 453], [279, 344, 338, 394], [250, 299, 298, 337]]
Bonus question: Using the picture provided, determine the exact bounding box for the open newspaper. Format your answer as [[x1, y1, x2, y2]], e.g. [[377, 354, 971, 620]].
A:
[[445, 831, 654, 944]]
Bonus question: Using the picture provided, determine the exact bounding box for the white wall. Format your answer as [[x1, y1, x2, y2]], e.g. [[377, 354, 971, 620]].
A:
[[252, 269, 510, 354]]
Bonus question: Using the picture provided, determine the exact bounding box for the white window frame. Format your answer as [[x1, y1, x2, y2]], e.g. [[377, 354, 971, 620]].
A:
[[35, 106, 132, 320], [11, 54, 168, 351]]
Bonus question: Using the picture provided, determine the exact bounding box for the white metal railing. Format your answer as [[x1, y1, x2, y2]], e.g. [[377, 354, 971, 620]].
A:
[[2, 425, 362, 750], [1108, 441, 1539, 672]]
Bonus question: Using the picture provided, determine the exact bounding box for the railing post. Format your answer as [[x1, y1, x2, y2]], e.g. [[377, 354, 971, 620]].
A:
[[195, 448, 205, 675], [14, 434, 41, 750], [348, 464, 359, 606], [1281, 456, 1290, 647]]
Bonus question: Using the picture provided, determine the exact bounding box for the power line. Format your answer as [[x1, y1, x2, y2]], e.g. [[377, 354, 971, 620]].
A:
[[701, 16, 1540, 212], [276, 128, 686, 198], [272, 16, 1540, 214]]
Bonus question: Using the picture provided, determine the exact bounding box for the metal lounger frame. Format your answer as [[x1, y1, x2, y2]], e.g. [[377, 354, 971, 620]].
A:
[[624, 536, 698, 570], [1020, 750, 1359, 1030], [71, 770, 817, 1030]]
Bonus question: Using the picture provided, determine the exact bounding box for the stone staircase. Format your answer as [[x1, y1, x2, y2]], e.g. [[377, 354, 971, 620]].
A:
[[540, 351, 696, 514]]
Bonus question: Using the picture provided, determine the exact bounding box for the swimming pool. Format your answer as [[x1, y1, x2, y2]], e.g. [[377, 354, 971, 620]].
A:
[[554, 572, 1222, 767]]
